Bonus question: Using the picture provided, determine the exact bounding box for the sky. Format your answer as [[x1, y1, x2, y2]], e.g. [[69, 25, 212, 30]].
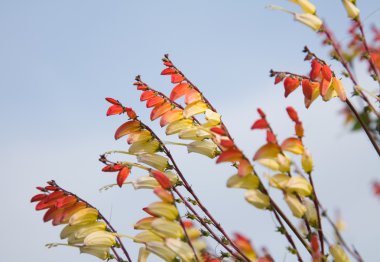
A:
[[1, 0, 380, 261]]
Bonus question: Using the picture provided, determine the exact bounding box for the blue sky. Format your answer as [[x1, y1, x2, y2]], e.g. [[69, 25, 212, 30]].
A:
[[1, 1, 380, 261]]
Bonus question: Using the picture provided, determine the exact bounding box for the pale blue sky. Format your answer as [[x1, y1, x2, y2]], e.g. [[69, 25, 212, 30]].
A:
[[1, 1, 380, 261]]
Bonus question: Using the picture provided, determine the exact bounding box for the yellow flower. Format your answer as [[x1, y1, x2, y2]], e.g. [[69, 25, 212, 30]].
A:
[[144, 202, 179, 221], [244, 190, 271, 209], [342, 0, 360, 19], [289, 0, 316, 14], [80, 246, 110, 260], [166, 238, 196, 262], [329, 244, 350, 262], [284, 194, 306, 218], [69, 208, 98, 226], [146, 242, 177, 261], [151, 218, 184, 239], [83, 231, 116, 247], [187, 140, 218, 158], [134, 230, 163, 243], [137, 154, 169, 171], [285, 176, 313, 197], [226, 174, 260, 190]]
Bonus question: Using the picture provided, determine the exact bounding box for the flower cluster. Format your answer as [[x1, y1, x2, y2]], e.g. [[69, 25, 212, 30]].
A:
[[31, 181, 119, 260], [271, 51, 347, 108]]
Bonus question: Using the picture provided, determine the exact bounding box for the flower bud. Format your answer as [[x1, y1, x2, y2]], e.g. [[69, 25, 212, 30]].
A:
[[69, 208, 98, 226], [290, 0, 316, 14], [137, 247, 150, 262], [166, 238, 196, 262], [143, 202, 179, 221], [129, 140, 160, 154], [154, 187, 174, 203], [146, 242, 177, 261], [302, 150, 313, 173], [227, 174, 259, 190], [187, 140, 218, 158], [134, 230, 163, 243], [284, 194, 306, 218], [342, 0, 360, 19], [294, 13, 323, 31], [80, 246, 110, 260], [329, 244, 350, 262], [134, 217, 157, 230], [84, 231, 116, 247], [244, 190, 271, 209], [137, 154, 169, 171], [151, 219, 184, 239], [131, 176, 160, 190], [150, 170, 172, 189], [305, 200, 318, 228], [269, 173, 290, 189], [285, 176, 313, 196]]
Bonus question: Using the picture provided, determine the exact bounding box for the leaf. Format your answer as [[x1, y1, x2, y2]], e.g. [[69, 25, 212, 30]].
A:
[[146, 96, 164, 108], [170, 83, 190, 101], [114, 120, 141, 140], [150, 102, 172, 121], [216, 149, 243, 163], [281, 137, 304, 154], [117, 167, 130, 187], [161, 68, 176, 75], [106, 105, 124, 116], [251, 119, 268, 129], [140, 90, 155, 101], [253, 143, 280, 161], [171, 74, 184, 83]]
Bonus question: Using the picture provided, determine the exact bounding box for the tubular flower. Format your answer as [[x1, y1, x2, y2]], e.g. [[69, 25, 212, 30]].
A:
[[284, 194, 307, 218], [269, 5, 322, 31], [31, 181, 120, 260], [244, 190, 271, 209], [289, 0, 316, 14], [329, 244, 350, 262], [187, 140, 219, 158], [342, 0, 360, 20], [134, 187, 207, 262], [233, 233, 257, 260]]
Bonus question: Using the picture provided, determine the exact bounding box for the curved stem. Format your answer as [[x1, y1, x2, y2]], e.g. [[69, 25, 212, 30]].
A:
[[173, 187, 247, 261], [346, 98, 380, 156]]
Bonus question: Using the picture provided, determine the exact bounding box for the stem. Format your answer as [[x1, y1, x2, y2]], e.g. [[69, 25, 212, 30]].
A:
[[50, 181, 132, 262], [272, 208, 304, 262], [173, 187, 247, 261], [142, 124, 251, 262], [164, 55, 311, 255], [346, 98, 380, 156], [319, 205, 364, 262], [170, 190, 200, 262], [356, 19, 380, 87], [308, 172, 325, 256], [322, 25, 380, 120]]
